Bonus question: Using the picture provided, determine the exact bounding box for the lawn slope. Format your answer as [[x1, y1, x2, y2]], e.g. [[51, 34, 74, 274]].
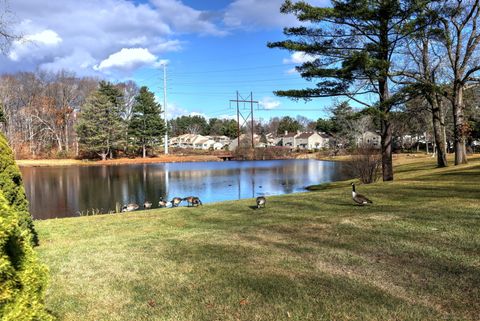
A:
[[35, 158, 480, 321]]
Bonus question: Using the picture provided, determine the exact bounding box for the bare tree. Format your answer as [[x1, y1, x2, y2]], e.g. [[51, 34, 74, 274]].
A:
[[438, 0, 480, 164], [0, 0, 19, 53], [399, 30, 449, 166]]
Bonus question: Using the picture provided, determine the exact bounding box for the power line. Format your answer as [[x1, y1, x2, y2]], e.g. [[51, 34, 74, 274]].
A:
[[167, 77, 305, 86], [167, 63, 298, 76]]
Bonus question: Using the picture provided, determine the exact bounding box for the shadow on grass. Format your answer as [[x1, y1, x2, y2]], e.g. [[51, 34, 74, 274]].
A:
[[133, 238, 443, 321]]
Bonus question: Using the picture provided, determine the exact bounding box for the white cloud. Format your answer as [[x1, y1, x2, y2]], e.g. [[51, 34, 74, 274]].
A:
[[94, 48, 161, 71], [259, 97, 281, 110], [224, 0, 330, 29], [150, 0, 226, 36], [224, 0, 296, 29], [151, 40, 183, 53], [215, 114, 236, 120], [161, 101, 189, 119], [283, 52, 317, 64], [286, 67, 298, 75], [25, 29, 62, 45], [40, 49, 96, 74], [2, 0, 226, 75], [8, 29, 62, 61]]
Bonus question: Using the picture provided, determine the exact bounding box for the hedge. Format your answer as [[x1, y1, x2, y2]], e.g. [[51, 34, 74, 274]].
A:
[[0, 134, 38, 246], [0, 134, 52, 320]]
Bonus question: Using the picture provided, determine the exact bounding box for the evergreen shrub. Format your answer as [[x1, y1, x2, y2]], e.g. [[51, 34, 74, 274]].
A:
[[0, 133, 51, 320]]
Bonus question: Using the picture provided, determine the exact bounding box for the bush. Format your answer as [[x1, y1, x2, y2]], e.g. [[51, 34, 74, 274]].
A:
[[346, 145, 382, 184], [0, 134, 38, 245], [0, 135, 52, 320]]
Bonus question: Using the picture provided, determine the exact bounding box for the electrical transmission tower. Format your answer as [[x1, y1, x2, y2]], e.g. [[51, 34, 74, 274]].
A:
[[229, 91, 259, 148]]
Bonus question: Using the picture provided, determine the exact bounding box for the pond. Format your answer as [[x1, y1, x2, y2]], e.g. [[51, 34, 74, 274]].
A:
[[20, 159, 350, 220]]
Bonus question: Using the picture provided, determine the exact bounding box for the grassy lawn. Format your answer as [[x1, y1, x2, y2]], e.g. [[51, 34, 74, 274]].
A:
[[35, 157, 480, 321]]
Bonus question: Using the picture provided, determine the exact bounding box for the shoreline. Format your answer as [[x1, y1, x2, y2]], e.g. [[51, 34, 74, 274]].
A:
[[17, 152, 478, 167], [16, 153, 313, 167], [16, 155, 224, 167]]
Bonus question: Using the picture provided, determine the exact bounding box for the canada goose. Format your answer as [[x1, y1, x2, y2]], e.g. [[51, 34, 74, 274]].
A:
[[144, 201, 152, 209], [351, 183, 373, 205], [122, 203, 139, 212], [256, 196, 266, 208], [192, 197, 203, 207], [184, 196, 203, 207], [158, 197, 168, 208], [171, 197, 183, 207]]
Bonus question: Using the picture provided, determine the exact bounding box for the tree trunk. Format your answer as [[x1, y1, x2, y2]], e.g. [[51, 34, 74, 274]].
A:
[[378, 72, 393, 181], [99, 152, 107, 161], [425, 132, 429, 154], [381, 118, 393, 181], [453, 86, 468, 165], [65, 120, 69, 153], [431, 96, 448, 167], [56, 134, 63, 153], [142, 144, 146, 158]]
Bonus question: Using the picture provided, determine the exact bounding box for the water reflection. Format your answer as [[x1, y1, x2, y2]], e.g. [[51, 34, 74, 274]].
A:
[[20, 159, 350, 219]]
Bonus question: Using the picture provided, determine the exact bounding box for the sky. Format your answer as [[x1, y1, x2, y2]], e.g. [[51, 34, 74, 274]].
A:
[[1, 0, 336, 122]]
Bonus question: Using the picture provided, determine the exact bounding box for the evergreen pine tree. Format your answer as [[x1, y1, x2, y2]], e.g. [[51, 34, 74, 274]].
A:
[[76, 90, 125, 160], [268, 0, 430, 181], [97, 81, 126, 156], [128, 86, 165, 158]]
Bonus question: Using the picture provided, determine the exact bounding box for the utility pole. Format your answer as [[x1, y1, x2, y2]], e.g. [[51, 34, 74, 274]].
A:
[[236, 91, 240, 148], [163, 63, 168, 154], [250, 91, 254, 149], [229, 92, 258, 149]]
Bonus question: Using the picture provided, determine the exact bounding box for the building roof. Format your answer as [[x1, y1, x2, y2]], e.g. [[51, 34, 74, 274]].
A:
[[296, 131, 317, 139], [282, 132, 297, 138]]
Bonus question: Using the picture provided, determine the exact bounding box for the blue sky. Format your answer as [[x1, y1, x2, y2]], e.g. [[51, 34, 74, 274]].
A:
[[1, 0, 334, 121]]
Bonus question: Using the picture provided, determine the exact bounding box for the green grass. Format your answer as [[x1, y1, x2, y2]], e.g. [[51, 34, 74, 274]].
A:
[[35, 158, 480, 321]]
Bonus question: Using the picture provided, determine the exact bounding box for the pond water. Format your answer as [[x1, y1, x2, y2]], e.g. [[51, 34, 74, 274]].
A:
[[20, 159, 350, 220]]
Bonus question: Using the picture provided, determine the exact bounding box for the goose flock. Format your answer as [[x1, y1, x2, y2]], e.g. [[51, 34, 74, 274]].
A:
[[121, 183, 372, 212], [121, 196, 203, 212]]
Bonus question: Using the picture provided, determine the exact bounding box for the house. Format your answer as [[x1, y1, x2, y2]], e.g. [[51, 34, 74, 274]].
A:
[[357, 131, 381, 148], [295, 131, 329, 149], [228, 134, 262, 150], [209, 135, 231, 148], [277, 131, 331, 150], [281, 131, 298, 148], [265, 133, 281, 146], [169, 134, 215, 150], [192, 136, 215, 149], [319, 132, 332, 148]]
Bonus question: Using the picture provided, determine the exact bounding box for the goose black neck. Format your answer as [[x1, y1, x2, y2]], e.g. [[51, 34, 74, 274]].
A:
[[352, 184, 356, 192]]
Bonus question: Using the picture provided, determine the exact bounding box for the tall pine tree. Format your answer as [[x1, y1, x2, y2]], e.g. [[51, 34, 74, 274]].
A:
[[98, 81, 126, 156], [269, 0, 430, 181], [128, 86, 165, 158], [76, 90, 125, 160]]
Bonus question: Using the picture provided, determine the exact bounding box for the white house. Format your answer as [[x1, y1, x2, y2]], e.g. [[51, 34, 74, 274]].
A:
[[170, 134, 222, 150], [357, 131, 381, 148], [281, 131, 298, 148], [209, 135, 231, 148], [192, 136, 214, 149], [295, 132, 329, 149]]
